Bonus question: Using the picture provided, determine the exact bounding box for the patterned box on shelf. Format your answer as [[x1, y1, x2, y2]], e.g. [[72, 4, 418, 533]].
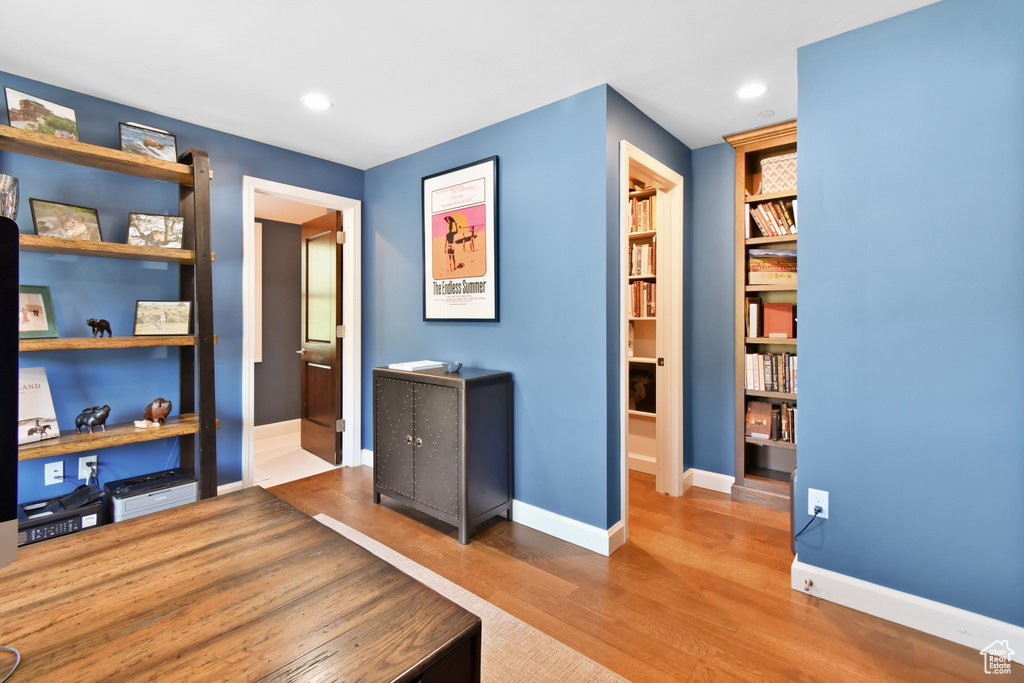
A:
[[759, 152, 797, 194]]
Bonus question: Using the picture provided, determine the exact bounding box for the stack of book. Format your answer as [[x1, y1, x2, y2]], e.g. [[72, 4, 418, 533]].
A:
[[629, 240, 656, 277], [629, 193, 657, 233], [745, 352, 797, 393], [630, 281, 656, 318], [744, 400, 797, 444], [746, 199, 797, 238], [748, 248, 796, 286]]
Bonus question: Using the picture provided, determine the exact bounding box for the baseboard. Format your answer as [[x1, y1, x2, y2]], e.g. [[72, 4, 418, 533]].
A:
[[627, 453, 656, 475], [358, 448, 373, 468], [792, 556, 1024, 664], [689, 469, 735, 495], [512, 499, 618, 556], [253, 419, 300, 440], [218, 480, 245, 495]]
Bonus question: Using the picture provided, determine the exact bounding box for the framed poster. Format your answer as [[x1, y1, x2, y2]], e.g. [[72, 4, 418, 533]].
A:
[[422, 156, 498, 321], [133, 300, 192, 336]]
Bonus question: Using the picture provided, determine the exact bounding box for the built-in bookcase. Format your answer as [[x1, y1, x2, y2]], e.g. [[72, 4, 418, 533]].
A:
[[620, 142, 684, 501], [725, 121, 797, 512]]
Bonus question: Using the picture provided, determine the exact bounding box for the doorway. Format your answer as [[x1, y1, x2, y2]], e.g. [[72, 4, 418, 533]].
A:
[[241, 177, 362, 489], [616, 142, 685, 552]]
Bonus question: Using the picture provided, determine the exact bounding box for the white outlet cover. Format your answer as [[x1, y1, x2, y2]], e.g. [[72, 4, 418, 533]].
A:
[[45, 461, 63, 486], [808, 487, 829, 519], [79, 456, 97, 480]]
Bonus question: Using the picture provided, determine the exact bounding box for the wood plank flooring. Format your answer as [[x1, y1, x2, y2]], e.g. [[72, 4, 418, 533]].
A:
[[270, 467, 995, 682]]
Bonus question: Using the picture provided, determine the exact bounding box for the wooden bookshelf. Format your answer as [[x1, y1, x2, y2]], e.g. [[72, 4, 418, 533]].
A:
[[18, 414, 199, 460], [8, 123, 218, 497], [726, 121, 798, 513]]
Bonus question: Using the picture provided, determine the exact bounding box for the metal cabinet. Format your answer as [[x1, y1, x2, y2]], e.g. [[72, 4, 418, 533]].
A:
[[373, 366, 512, 544]]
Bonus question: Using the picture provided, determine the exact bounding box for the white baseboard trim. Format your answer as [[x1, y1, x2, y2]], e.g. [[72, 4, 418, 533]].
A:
[[253, 419, 300, 440], [792, 557, 1024, 664], [627, 453, 656, 475], [218, 480, 245, 495], [357, 448, 374, 468], [689, 469, 735, 495], [513, 499, 618, 556]]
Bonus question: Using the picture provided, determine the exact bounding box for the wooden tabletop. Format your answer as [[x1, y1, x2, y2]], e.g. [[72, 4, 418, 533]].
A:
[[0, 487, 481, 682]]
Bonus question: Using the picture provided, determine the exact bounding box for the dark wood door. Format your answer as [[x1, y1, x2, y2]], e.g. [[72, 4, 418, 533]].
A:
[[300, 211, 342, 464]]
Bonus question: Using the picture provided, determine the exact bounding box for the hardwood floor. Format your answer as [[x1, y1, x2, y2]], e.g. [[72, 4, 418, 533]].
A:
[[270, 468, 993, 682]]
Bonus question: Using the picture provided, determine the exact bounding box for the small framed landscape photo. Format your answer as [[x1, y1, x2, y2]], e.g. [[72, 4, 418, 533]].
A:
[[19, 285, 58, 339], [128, 213, 184, 248], [119, 122, 177, 162], [133, 300, 192, 336], [5, 87, 79, 141], [29, 199, 102, 241]]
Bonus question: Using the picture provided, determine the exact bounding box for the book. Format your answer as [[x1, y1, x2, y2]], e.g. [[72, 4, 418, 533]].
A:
[[745, 297, 761, 337], [763, 302, 794, 338], [18, 366, 60, 445], [744, 400, 772, 439], [387, 360, 444, 371], [748, 248, 796, 286]]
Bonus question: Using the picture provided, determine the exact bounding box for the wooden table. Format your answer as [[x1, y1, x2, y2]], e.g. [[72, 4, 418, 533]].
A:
[[0, 487, 481, 682]]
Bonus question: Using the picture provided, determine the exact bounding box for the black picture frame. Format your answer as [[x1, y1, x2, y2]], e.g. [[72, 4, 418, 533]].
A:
[[133, 300, 192, 336], [29, 198, 102, 242], [119, 122, 178, 162], [4, 87, 79, 141], [422, 156, 499, 321]]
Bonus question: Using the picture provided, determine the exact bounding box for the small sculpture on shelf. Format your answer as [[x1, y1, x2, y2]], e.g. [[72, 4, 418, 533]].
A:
[[143, 398, 172, 424], [75, 405, 111, 432], [86, 318, 112, 337]]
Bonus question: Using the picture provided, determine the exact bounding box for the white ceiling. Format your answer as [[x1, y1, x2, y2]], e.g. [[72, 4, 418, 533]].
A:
[[0, 0, 937, 171]]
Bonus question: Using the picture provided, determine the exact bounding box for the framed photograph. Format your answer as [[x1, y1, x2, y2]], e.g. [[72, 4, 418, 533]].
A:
[[29, 198, 102, 241], [133, 300, 192, 336], [422, 156, 498, 321], [19, 285, 58, 339], [127, 212, 184, 248], [119, 122, 178, 162], [4, 87, 79, 141]]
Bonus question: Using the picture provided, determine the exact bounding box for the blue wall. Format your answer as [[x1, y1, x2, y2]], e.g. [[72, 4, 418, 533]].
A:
[[796, 0, 1024, 626], [4, 71, 363, 502], [361, 86, 691, 530], [688, 143, 735, 476], [363, 86, 613, 528]]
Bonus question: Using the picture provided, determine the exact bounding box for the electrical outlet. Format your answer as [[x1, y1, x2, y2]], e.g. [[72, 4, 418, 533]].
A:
[[808, 488, 829, 519], [79, 455, 97, 481], [45, 461, 64, 486]]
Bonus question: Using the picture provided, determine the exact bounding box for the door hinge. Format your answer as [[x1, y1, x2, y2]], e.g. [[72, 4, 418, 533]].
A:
[[336, 231, 346, 244], [336, 419, 346, 433], [336, 325, 346, 338]]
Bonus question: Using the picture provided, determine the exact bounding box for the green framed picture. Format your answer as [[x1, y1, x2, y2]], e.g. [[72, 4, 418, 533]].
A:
[[19, 285, 58, 339]]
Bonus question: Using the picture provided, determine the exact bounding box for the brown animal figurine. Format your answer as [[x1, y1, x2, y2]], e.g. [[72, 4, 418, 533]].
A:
[[144, 398, 172, 424], [87, 318, 112, 337]]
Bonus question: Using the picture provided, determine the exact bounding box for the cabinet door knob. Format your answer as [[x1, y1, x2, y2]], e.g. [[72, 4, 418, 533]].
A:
[[414, 437, 423, 448], [405, 435, 413, 444]]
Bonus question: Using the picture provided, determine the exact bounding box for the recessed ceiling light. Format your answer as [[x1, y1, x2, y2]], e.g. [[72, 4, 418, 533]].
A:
[[737, 83, 768, 99], [301, 93, 333, 111], [757, 109, 776, 118]]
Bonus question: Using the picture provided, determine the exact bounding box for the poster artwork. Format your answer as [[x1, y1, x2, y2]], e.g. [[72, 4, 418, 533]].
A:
[[422, 157, 497, 321]]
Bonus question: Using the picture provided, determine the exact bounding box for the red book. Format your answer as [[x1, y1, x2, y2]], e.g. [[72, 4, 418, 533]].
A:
[[763, 302, 794, 338]]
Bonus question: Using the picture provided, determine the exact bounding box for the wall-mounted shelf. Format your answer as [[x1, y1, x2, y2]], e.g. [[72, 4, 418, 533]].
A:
[[18, 414, 199, 460]]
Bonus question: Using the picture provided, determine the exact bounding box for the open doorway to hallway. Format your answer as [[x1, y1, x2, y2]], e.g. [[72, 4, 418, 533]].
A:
[[241, 177, 362, 489]]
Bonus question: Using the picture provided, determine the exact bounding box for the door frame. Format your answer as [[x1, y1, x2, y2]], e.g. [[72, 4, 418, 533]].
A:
[[617, 141, 686, 548], [241, 176, 362, 488]]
